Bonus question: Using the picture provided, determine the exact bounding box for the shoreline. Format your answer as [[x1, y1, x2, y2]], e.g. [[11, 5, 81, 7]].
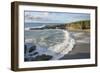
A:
[[60, 43, 90, 60], [24, 29, 90, 61]]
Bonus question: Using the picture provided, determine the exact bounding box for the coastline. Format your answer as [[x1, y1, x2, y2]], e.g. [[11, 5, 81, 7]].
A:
[[60, 43, 90, 60], [24, 29, 90, 61]]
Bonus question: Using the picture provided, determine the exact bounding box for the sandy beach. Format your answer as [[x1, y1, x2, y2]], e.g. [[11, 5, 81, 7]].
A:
[[61, 43, 90, 59], [61, 31, 90, 60], [24, 30, 90, 61]]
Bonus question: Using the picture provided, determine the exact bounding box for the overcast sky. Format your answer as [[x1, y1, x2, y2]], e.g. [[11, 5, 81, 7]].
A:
[[24, 11, 90, 23]]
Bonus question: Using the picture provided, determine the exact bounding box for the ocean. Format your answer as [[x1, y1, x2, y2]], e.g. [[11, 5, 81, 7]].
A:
[[24, 23, 90, 61], [24, 23, 75, 61]]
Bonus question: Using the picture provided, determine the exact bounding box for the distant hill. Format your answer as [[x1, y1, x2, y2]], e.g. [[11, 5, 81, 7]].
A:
[[43, 20, 90, 30], [67, 20, 90, 30], [29, 20, 90, 31]]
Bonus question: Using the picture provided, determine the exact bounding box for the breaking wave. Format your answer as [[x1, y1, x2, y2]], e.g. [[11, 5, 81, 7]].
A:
[[25, 29, 75, 60], [25, 25, 45, 30]]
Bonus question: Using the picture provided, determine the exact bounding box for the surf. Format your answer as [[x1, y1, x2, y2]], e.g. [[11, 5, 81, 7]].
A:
[[24, 29, 75, 60]]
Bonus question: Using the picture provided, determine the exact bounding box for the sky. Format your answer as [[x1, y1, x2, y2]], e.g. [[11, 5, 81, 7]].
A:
[[24, 11, 90, 24]]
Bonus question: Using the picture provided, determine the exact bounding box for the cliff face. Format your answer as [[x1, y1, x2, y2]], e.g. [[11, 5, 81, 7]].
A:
[[28, 20, 90, 31], [67, 20, 90, 30]]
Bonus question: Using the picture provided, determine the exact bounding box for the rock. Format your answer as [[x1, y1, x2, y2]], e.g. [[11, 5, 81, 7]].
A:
[[24, 57, 29, 61], [25, 54, 52, 61], [29, 52, 38, 56], [33, 52, 38, 55], [29, 45, 36, 53], [24, 45, 27, 54], [32, 54, 53, 61]]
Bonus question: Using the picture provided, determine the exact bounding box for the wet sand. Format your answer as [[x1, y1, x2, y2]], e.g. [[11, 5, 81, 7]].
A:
[[61, 31, 90, 60], [61, 43, 90, 59], [24, 30, 90, 61]]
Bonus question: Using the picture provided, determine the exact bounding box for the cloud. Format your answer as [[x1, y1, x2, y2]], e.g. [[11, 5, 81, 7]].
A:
[[25, 11, 90, 23], [25, 15, 42, 20], [25, 12, 50, 21]]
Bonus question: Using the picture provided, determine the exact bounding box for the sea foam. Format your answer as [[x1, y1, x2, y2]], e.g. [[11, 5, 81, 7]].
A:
[[25, 29, 75, 60]]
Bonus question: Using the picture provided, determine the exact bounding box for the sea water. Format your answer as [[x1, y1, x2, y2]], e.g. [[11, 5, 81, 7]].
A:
[[24, 28, 75, 60]]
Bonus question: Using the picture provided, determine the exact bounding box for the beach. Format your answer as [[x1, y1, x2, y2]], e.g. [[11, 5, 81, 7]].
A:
[[24, 29, 90, 61], [61, 31, 90, 59], [61, 43, 90, 59]]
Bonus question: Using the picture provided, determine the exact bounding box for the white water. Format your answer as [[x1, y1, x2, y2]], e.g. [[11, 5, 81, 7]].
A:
[[25, 29, 75, 60], [72, 32, 90, 44], [25, 25, 45, 30]]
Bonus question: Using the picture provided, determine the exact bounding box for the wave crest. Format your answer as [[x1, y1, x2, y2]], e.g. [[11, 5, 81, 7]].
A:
[[25, 29, 75, 60]]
